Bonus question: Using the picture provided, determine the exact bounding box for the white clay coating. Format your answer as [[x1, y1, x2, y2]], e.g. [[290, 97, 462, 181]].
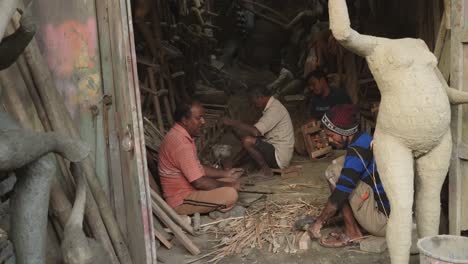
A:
[[329, 0, 468, 263]]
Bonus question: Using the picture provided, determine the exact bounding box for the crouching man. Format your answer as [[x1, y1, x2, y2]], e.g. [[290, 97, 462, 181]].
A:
[[158, 100, 244, 215], [223, 86, 295, 176], [309, 104, 390, 247]]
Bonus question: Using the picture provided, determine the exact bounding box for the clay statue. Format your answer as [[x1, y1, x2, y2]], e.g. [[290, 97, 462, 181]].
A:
[[62, 163, 110, 264], [0, 1, 90, 263], [0, 115, 90, 264], [328, 0, 468, 263]]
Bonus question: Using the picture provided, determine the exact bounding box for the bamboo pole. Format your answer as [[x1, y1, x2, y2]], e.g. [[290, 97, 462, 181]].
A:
[[150, 190, 194, 235], [16, 55, 76, 198], [153, 216, 172, 241], [153, 218, 173, 249], [148, 67, 165, 132], [151, 200, 200, 255], [158, 73, 174, 126]]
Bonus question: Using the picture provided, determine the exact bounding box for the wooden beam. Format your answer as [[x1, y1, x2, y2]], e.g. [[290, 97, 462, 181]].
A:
[[434, 12, 447, 59], [449, 0, 464, 235], [151, 201, 200, 255]]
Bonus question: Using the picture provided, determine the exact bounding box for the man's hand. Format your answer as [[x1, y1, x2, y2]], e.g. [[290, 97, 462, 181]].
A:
[[223, 117, 235, 126], [308, 220, 323, 239], [230, 180, 241, 191], [224, 168, 244, 179]]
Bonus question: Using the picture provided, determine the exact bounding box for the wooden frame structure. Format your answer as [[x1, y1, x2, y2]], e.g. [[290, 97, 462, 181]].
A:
[[95, 0, 157, 262], [449, 0, 468, 235]]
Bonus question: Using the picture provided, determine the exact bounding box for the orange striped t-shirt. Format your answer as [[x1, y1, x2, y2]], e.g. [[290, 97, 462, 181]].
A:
[[158, 124, 205, 208]]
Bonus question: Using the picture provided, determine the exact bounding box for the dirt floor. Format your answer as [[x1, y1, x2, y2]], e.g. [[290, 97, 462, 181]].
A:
[[157, 152, 420, 264]]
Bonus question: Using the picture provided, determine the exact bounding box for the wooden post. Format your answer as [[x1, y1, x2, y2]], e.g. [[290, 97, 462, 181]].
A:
[[148, 67, 165, 132], [449, 0, 463, 235], [158, 74, 174, 126]]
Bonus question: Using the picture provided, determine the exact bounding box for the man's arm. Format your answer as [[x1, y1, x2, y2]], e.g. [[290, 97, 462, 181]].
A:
[[309, 147, 369, 238], [203, 165, 227, 178], [203, 165, 244, 179], [191, 176, 239, 191], [223, 118, 262, 137], [309, 200, 338, 238]]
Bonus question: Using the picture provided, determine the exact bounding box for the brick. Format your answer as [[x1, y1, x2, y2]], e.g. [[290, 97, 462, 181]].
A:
[[299, 232, 311, 250], [360, 236, 387, 253]]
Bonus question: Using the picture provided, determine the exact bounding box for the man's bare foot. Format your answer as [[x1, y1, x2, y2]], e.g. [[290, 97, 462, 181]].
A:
[[319, 229, 364, 248]]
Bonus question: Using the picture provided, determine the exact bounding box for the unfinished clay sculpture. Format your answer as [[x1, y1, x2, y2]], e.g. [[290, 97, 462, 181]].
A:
[[62, 163, 110, 264], [328, 0, 468, 263], [0, 115, 90, 264], [0, 1, 90, 263]]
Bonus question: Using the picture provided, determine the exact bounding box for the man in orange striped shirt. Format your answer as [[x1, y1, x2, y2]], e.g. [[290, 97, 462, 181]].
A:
[[158, 100, 243, 215]]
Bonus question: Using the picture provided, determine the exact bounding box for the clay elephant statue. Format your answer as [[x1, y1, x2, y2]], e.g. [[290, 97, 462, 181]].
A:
[[328, 0, 468, 263], [0, 114, 90, 264], [0, 1, 90, 263]]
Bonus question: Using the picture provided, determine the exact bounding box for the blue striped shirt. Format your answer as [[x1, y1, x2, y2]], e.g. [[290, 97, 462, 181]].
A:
[[329, 132, 390, 214]]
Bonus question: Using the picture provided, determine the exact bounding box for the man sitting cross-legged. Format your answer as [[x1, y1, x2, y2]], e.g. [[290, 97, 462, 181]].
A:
[[158, 100, 244, 215]]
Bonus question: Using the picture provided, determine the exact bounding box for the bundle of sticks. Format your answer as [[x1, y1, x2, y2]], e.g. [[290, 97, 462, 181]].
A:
[[150, 189, 201, 255], [194, 199, 321, 263]]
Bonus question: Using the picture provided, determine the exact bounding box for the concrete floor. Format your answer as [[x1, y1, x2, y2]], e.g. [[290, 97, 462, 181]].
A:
[[157, 152, 421, 264]]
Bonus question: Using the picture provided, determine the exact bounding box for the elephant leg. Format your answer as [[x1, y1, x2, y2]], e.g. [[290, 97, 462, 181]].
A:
[[373, 130, 414, 264], [415, 131, 451, 238], [0, 130, 90, 171], [10, 154, 55, 264]]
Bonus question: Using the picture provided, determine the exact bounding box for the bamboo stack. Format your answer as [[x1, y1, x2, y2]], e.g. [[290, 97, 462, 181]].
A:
[[150, 190, 201, 255]]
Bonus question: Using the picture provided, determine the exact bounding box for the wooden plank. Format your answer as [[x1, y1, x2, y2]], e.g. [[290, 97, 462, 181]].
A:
[[119, 0, 158, 261], [148, 68, 165, 133], [460, 43, 468, 231], [434, 12, 447, 59], [311, 146, 332, 159], [95, 0, 128, 244], [449, 0, 464, 235], [154, 229, 173, 249], [461, 29, 468, 43], [151, 201, 200, 255], [445, 0, 451, 29], [439, 32, 452, 80]]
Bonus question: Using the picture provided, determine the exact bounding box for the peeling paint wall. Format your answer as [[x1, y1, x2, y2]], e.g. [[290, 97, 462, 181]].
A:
[[33, 0, 109, 195]]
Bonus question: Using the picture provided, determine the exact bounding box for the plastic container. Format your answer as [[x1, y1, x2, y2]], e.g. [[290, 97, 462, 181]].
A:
[[417, 235, 468, 264]]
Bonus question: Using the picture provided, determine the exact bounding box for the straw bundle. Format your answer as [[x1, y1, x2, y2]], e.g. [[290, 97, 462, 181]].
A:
[[200, 199, 321, 263]]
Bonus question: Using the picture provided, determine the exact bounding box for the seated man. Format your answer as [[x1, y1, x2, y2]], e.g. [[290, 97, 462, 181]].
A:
[[158, 100, 244, 215], [305, 68, 351, 121], [223, 87, 295, 176], [309, 104, 390, 247]]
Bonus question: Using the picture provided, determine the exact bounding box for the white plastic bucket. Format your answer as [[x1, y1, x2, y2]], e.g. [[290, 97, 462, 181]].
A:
[[417, 235, 468, 264]]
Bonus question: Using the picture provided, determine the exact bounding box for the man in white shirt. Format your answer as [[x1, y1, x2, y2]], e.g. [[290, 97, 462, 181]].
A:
[[224, 86, 295, 176]]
